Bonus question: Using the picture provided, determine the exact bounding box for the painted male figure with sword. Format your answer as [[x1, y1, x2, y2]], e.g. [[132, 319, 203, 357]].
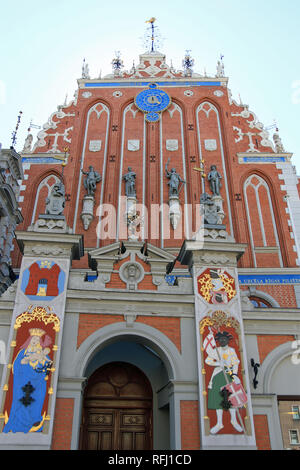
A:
[[203, 328, 247, 435]]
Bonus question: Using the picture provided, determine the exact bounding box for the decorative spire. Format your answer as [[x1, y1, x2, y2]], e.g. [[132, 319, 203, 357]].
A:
[[130, 60, 136, 74]]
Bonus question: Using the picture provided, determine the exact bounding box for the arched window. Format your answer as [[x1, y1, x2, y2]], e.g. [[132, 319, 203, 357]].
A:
[[249, 296, 272, 308], [244, 174, 283, 267]]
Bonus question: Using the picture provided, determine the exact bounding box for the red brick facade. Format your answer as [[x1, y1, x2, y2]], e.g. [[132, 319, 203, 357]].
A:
[[77, 314, 124, 348], [13, 55, 298, 270], [180, 401, 201, 450], [51, 398, 74, 450], [77, 314, 181, 352], [253, 415, 272, 450], [11, 49, 299, 451], [257, 335, 294, 364]]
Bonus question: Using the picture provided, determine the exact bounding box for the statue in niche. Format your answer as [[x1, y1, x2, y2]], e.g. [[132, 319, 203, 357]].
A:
[[208, 165, 222, 196], [200, 192, 225, 226], [45, 181, 65, 216], [200, 193, 219, 225], [81, 166, 101, 197], [123, 167, 136, 198], [165, 159, 186, 197]]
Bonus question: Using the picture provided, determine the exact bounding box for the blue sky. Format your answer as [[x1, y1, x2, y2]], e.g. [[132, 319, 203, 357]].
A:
[[1, 0, 300, 171]]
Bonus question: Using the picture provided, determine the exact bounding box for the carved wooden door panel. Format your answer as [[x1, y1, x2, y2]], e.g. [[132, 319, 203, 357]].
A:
[[80, 363, 153, 450], [85, 409, 116, 450]]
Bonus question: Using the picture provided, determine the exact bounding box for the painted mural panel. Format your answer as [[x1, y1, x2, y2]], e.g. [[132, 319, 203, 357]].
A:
[[194, 264, 256, 448], [0, 306, 60, 433], [21, 260, 65, 301], [199, 311, 250, 436], [197, 268, 236, 305]]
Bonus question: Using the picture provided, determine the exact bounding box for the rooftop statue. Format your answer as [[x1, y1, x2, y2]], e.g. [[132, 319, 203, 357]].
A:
[[273, 132, 285, 153], [22, 134, 33, 153]]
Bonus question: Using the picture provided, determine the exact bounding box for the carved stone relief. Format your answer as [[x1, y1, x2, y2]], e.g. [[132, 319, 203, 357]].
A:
[[119, 261, 144, 290], [166, 139, 178, 151]]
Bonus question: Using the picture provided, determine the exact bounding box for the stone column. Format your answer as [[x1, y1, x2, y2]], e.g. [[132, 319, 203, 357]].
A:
[[178, 229, 256, 450]]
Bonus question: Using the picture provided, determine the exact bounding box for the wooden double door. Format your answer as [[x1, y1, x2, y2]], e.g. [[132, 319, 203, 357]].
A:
[[80, 362, 153, 450]]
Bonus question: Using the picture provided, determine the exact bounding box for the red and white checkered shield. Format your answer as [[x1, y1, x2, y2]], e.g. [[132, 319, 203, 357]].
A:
[[223, 382, 248, 408]]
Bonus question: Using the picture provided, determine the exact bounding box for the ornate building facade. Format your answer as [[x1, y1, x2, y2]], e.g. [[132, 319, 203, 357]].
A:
[[0, 146, 23, 296], [0, 37, 300, 450]]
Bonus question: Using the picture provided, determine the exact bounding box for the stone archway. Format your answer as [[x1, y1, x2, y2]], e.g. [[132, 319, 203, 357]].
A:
[[79, 362, 153, 450], [72, 322, 186, 450]]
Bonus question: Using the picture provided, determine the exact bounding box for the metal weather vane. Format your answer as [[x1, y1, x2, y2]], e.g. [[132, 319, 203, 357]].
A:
[[145, 17, 157, 52], [111, 51, 124, 74], [182, 50, 194, 76], [11, 110, 23, 147], [143, 17, 164, 53]]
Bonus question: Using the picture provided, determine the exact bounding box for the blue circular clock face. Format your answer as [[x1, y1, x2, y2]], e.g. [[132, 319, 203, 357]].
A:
[[135, 85, 171, 121]]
